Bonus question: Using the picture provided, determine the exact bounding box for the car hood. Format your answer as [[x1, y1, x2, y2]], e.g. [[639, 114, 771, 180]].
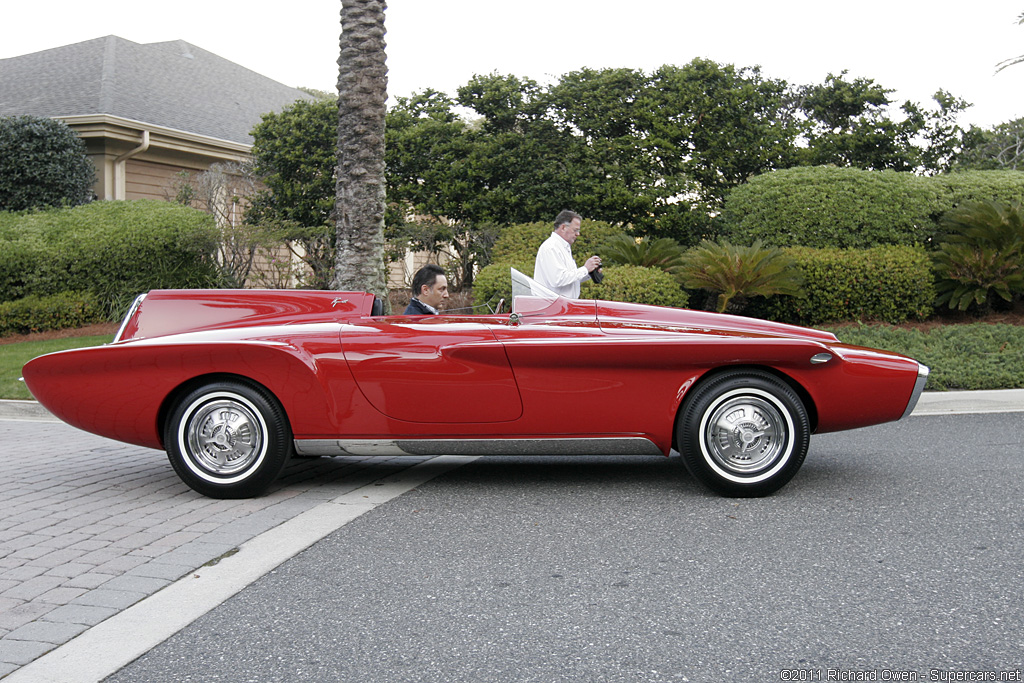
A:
[[594, 300, 839, 343]]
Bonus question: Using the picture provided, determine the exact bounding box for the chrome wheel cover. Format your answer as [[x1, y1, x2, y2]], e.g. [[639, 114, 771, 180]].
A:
[[178, 392, 268, 483], [698, 388, 794, 482]]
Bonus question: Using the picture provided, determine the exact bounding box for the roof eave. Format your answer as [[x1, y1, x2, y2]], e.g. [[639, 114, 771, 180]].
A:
[[58, 113, 253, 161]]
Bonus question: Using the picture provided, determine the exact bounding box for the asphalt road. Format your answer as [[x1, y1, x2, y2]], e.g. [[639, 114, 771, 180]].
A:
[[100, 412, 1024, 683]]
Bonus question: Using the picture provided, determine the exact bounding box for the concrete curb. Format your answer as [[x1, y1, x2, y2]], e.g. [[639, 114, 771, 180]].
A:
[[0, 399, 56, 421], [911, 388, 1024, 415]]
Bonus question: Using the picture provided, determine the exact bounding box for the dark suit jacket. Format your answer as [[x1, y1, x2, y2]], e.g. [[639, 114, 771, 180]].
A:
[[403, 298, 436, 315]]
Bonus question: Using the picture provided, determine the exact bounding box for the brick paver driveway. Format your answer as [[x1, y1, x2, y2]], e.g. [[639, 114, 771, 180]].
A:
[[0, 418, 430, 678]]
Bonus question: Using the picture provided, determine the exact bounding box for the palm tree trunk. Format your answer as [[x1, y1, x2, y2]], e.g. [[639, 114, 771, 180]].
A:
[[334, 0, 388, 298]]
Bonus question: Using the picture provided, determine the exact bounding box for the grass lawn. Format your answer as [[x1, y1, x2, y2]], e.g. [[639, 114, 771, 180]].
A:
[[1, 335, 112, 401], [824, 322, 1024, 391]]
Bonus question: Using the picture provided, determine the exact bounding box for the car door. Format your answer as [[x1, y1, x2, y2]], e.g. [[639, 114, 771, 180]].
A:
[[487, 297, 675, 448], [487, 298, 621, 425], [341, 317, 522, 423]]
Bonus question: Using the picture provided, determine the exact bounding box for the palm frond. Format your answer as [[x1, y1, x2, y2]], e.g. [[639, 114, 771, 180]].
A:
[[680, 239, 803, 313], [602, 234, 687, 280], [934, 200, 1024, 312], [995, 55, 1024, 73], [995, 13, 1024, 73]]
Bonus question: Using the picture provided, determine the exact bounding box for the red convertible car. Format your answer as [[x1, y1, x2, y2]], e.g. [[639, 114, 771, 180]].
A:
[[23, 269, 928, 499]]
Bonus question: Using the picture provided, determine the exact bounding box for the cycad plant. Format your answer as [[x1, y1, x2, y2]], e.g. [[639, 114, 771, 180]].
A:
[[933, 200, 1024, 313], [680, 239, 804, 314], [601, 234, 687, 281]]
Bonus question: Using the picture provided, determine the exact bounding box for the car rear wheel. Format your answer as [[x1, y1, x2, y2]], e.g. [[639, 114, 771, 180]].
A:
[[677, 370, 809, 497], [164, 380, 292, 498]]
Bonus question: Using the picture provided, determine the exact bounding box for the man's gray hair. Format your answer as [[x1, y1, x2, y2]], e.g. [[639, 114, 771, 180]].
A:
[[553, 209, 581, 229]]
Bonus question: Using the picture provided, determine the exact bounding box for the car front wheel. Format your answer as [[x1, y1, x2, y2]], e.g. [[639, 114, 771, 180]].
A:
[[677, 371, 809, 497], [164, 380, 292, 498]]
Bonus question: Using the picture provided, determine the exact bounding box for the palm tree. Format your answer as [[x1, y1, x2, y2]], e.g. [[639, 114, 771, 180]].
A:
[[601, 234, 688, 282], [680, 239, 804, 314], [934, 199, 1024, 312], [995, 11, 1024, 73], [334, 0, 388, 301]]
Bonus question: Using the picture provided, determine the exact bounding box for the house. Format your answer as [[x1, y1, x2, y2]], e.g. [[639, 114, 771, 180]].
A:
[[0, 35, 313, 201], [1, 37, 426, 294]]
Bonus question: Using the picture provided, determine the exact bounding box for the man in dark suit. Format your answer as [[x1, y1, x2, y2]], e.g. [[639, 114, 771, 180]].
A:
[[404, 263, 449, 314]]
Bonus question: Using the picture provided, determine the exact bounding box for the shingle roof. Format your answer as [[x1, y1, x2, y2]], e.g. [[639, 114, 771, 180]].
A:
[[0, 35, 315, 144]]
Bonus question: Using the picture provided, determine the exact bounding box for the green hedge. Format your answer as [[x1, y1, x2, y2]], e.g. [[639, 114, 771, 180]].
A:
[[476, 220, 631, 308], [473, 260, 535, 309], [0, 291, 106, 336], [0, 200, 222, 316], [490, 222, 551, 264], [749, 245, 935, 325], [721, 167, 1024, 249], [581, 265, 689, 308], [491, 220, 623, 265], [474, 262, 689, 309]]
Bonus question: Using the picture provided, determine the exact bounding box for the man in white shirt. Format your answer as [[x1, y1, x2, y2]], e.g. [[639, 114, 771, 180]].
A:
[[533, 210, 602, 299]]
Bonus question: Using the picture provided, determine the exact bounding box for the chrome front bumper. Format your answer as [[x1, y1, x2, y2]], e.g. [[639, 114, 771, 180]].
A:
[[901, 363, 931, 419]]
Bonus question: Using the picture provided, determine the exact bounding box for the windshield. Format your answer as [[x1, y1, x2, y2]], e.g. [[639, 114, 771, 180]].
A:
[[511, 268, 557, 299], [510, 268, 562, 315]]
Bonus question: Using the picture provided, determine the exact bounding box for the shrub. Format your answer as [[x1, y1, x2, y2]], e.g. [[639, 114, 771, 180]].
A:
[[680, 239, 803, 313], [0, 291, 106, 336], [581, 265, 689, 308], [490, 219, 622, 268], [474, 262, 688, 310], [721, 166, 1024, 249], [0, 115, 96, 211], [0, 232, 43, 302], [490, 222, 551, 264], [721, 167, 939, 248], [932, 199, 1024, 313], [0, 201, 223, 316], [752, 246, 935, 325], [477, 219, 627, 308], [472, 261, 534, 309], [934, 171, 1024, 209]]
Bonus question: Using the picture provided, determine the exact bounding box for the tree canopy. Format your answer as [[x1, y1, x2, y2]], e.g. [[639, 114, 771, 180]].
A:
[[248, 97, 338, 288], [386, 61, 975, 246], [249, 55, 985, 286], [955, 117, 1024, 171]]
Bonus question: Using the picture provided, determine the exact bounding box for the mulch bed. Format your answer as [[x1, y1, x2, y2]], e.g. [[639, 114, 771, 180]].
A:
[[0, 322, 120, 345], [828, 304, 1024, 331]]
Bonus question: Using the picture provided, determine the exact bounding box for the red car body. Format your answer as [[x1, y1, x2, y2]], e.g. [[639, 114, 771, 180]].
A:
[[23, 271, 928, 498]]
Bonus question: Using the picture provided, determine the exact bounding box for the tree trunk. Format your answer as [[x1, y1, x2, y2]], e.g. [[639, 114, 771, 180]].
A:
[[334, 0, 388, 300]]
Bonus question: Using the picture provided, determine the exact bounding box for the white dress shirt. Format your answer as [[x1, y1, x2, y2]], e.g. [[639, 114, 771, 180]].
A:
[[533, 232, 590, 299]]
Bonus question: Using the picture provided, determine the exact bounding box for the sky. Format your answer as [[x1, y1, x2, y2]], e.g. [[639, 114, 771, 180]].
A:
[[3, 1, 1023, 129]]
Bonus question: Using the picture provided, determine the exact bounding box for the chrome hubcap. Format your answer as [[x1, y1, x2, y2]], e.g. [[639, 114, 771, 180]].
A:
[[184, 396, 265, 477], [703, 394, 787, 475]]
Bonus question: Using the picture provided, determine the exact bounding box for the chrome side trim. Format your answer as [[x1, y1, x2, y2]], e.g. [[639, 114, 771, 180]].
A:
[[112, 293, 147, 343], [901, 363, 931, 419], [294, 437, 663, 457]]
